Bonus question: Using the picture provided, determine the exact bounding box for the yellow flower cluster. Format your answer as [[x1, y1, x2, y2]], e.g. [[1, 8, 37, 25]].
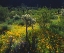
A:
[[0, 24, 40, 53], [6, 25, 25, 37], [0, 24, 33, 53], [0, 23, 39, 52]]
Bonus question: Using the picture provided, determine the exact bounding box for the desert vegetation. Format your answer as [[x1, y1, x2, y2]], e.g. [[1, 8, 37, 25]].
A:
[[0, 6, 64, 53]]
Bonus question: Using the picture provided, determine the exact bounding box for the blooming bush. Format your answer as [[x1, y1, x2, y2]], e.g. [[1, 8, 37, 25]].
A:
[[0, 24, 32, 53]]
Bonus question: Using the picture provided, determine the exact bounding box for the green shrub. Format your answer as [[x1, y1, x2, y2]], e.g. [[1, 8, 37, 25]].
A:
[[0, 23, 10, 34], [9, 11, 16, 19], [0, 6, 9, 21], [13, 20, 25, 25], [6, 19, 14, 24], [13, 14, 20, 20], [0, 40, 3, 48]]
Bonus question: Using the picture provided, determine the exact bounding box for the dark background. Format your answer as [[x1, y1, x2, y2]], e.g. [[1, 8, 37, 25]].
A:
[[0, 0, 64, 8]]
